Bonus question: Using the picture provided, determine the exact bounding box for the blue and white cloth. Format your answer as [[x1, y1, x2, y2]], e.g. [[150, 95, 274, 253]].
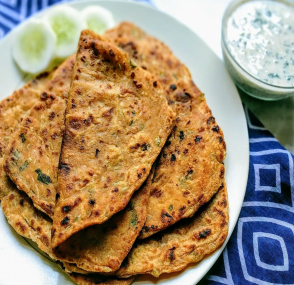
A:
[[1, 1, 294, 284], [0, 0, 59, 38], [204, 108, 294, 285]]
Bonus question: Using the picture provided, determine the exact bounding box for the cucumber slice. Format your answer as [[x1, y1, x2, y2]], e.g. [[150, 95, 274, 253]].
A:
[[82, 6, 115, 34], [12, 19, 56, 74], [46, 6, 86, 58]]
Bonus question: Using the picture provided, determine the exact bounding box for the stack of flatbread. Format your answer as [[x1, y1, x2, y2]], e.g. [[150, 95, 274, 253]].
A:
[[0, 23, 228, 285]]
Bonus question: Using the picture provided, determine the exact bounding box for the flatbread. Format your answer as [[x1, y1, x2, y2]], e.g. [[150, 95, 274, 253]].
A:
[[0, 163, 17, 202], [1, 188, 53, 254], [1, 188, 135, 285], [3, 55, 75, 217], [105, 23, 226, 238], [67, 270, 135, 285], [0, 71, 54, 157], [0, 71, 53, 201], [4, 95, 66, 217], [116, 182, 228, 278], [63, 262, 89, 274], [53, 180, 150, 273], [52, 30, 175, 248]]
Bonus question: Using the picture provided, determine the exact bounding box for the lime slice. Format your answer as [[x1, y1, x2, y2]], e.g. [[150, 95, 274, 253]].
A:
[[46, 6, 86, 58], [12, 19, 56, 74], [82, 6, 115, 34]]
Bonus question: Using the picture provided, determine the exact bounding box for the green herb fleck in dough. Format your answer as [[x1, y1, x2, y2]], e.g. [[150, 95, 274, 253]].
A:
[[132, 111, 136, 115], [11, 149, 20, 165], [156, 137, 161, 146], [129, 120, 134, 126], [160, 72, 165, 77], [35, 169, 52, 185], [172, 73, 178, 79], [130, 211, 138, 227], [118, 63, 122, 71], [75, 215, 81, 222], [152, 269, 160, 278], [169, 205, 173, 211], [19, 133, 26, 143], [178, 170, 194, 187], [130, 60, 137, 68], [19, 160, 29, 171]]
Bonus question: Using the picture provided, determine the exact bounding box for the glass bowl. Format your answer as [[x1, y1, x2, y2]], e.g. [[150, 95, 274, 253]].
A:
[[221, 0, 294, 101]]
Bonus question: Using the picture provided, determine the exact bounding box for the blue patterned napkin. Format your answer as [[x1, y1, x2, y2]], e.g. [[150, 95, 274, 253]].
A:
[[1, 1, 293, 285], [204, 108, 294, 285]]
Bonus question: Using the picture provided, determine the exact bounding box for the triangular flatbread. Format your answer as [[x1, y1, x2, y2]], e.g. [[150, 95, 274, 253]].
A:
[[105, 23, 226, 238], [52, 30, 175, 248], [0, 71, 53, 201], [4, 55, 75, 217]]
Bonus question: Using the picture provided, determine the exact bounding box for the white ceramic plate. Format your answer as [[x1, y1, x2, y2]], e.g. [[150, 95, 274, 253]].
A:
[[0, 1, 249, 284]]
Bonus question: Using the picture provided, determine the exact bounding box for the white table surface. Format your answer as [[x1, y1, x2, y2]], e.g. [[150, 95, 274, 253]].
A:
[[153, 0, 294, 154]]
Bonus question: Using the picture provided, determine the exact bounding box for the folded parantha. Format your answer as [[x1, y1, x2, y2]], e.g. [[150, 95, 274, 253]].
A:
[[1, 189, 53, 254], [116, 182, 228, 278], [3, 55, 75, 217], [52, 30, 175, 248], [105, 23, 226, 238], [0, 71, 53, 201], [1, 188, 135, 285], [68, 271, 135, 285], [53, 180, 150, 273]]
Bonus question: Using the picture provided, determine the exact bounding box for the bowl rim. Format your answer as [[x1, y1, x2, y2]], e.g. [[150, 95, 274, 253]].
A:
[[221, 0, 294, 90]]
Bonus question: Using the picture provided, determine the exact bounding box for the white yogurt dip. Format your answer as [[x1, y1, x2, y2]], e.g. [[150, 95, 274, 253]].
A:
[[225, 0, 294, 87]]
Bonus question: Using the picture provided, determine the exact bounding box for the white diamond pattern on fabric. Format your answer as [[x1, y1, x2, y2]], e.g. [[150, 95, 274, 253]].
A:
[[206, 108, 294, 285], [254, 164, 281, 193], [237, 217, 294, 285], [253, 232, 289, 272], [244, 149, 294, 213]]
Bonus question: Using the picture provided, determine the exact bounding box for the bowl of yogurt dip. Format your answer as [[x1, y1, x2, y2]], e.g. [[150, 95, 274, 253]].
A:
[[222, 0, 294, 100]]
